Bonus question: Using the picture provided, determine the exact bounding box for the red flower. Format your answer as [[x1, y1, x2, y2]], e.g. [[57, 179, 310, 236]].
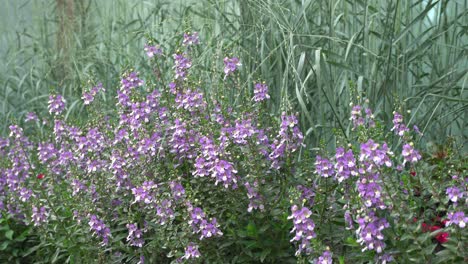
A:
[[429, 225, 441, 232], [410, 171, 416, 176], [422, 223, 430, 232], [435, 232, 449, 244], [37, 173, 45, 180]]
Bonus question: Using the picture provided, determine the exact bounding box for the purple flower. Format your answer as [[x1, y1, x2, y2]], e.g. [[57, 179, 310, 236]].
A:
[[31, 206, 48, 226], [173, 53, 192, 80], [316, 250, 332, 264], [231, 119, 256, 145], [25, 112, 38, 122], [48, 94, 66, 115], [127, 223, 145, 247], [447, 211, 467, 228], [89, 214, 111, 244], [253, 83, 270, 102], [175, 89, 206, 113], [356, 212, 389, 253], [19, 188, 33, 202], [446, 186, 464, 203], [199, 218, 223, 239], [315, 156, 334, 178], [288, 205, 316, 256], [359, 140, 393, 169], [357, 179, 385, 209], [401, 143, 421, 164], [245, 181, 264, 212], [391, 112, 409, 136], [334, 147, 358, 182], [121, 72, 144, 92], [144, 44, 162, 58], [170, 181, 185, 201], [156, 199, 175, 225], [223, 57, 241, 78], [187, 206, 223, 240], [182, 242, 201, 259], [82, 83, 105, 105], [183, 32, 200, 46], [211, 159, 238, 189], [350, 105, 364, 128], [344, 211, 354, 230]]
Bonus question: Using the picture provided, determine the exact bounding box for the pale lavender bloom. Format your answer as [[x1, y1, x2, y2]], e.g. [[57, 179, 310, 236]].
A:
[[25, 112, 38, 122], [211, 159, 238, 189], [121, 72, 144, 91], [19, 187, 33, 202], [245, 181, 264, 212], [377, 254, 394, 264], [231, 119, 256, 145], [356, 212, 389, 253], [401, 143, 421, 164], [334, 147, 358, 182], [316, 250, 333, 264], [315, 156, 334, 178], [155, 199, 175, 225], [89, 214, 111, 244], [31, 206, 48, 226], [391, 112, 409, 136], [48, 94, 66, 115], [223, 57, 241, 78], [446, 186, 463, 203], [447, 211, 467, 228], [350, 105, 364, 128], [175, 89, 206, 113], [127, 223, 145, 247], [37, 142, 58, 164], [132, 187, 152, 204], [173, 53, 192, 80], [170, 181, 185, 201], [288, 205, 316, 256], [144, 44, 162, 58], [82, 83, 105, 105], [344, 210, 354, 230], [182, 242, 201, 259], [253, 83, 270, 102], [199, 218, 223, 240], [71, 179, 87, 196], [357, 179, 385, 209], [183, 32, 200, 46], [359, 140, 393, 169]]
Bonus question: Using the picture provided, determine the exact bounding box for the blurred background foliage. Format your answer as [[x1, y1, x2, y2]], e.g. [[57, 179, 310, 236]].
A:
[[1, 0, 467, 153]]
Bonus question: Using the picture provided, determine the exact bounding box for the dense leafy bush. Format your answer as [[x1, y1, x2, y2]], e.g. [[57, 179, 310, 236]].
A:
[[0, 33, 466, 264]]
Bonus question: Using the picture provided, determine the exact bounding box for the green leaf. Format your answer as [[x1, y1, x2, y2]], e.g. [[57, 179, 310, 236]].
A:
[[0, 241, 9, 251], [5, 230, 14, 240]]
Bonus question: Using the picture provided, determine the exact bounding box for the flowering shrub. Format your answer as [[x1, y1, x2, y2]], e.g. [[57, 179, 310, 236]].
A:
[[0, 32, 466, 263]]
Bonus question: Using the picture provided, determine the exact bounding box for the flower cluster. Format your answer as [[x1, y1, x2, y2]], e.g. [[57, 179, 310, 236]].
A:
[[31, 206, 48, 226], [144, 44, 162, 58], [173, 53, 192, 80], [82, 83, 105, 105], [253, 83, 270, 102], [288, 205, 316, 256], [48, 94, 66, 115], [187, 204, 223, 240], [127, 223, 146, 247], [89, 214, 111, 245], [356, 212, 389, 253], [223, 57, 241, 78], [183, 32, 200, 46], [391, 112, 409, 136]]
